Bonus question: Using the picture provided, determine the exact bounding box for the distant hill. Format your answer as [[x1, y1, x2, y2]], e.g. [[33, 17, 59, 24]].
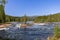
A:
[[4, 13, 60, 23], [34, 13, 60, 22]]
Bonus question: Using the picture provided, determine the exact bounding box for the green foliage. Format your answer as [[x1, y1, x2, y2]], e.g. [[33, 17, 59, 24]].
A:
[[34, 16, 48, 23], [49, 25, 60, 40], [0, 0, 6, 23], [34, 13, 60, 23], [0, 5, 5, 23], [48, 25, 60, 40], [53, 25, 60, 38]]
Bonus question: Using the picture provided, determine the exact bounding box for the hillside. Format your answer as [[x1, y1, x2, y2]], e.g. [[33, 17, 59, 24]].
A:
[[34, 13, 60, 22], [5, 13, 60, 23]]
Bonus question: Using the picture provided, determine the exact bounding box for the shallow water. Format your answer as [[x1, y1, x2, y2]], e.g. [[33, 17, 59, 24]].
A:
[[0, 22, 59, 40]]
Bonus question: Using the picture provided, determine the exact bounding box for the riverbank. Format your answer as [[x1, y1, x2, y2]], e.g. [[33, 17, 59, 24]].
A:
[[47, 36, 60, 40], [0, 23, 12, 28]]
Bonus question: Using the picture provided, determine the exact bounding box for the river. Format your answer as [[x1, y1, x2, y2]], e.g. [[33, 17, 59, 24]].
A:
[[0, 22, 59, 40]]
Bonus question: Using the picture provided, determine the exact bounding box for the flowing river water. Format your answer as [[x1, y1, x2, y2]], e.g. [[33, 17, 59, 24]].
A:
[[0, 22, 60, 40]]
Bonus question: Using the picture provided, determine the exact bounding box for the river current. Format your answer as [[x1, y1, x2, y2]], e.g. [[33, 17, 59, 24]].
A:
[[0, 22, 59, 40]]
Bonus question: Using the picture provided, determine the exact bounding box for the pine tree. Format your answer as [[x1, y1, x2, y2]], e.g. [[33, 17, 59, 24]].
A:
[[0, 0, 6, 23]]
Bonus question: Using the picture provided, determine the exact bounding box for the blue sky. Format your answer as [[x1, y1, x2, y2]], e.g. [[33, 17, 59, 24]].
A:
[[5, 0, 60, 16]]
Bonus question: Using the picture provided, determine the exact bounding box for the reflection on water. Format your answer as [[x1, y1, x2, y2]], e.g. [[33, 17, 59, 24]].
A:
[[0, 22, 59, 40]]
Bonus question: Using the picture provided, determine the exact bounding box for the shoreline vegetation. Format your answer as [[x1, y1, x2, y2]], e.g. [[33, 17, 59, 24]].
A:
[[47, 25, 60, 40]]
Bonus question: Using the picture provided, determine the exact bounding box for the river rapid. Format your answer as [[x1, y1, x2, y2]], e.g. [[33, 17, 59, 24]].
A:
[[0, 22, 60, 40]]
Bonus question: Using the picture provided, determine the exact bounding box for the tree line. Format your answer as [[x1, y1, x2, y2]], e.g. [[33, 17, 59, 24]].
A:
[[0, 0, 33, 23], [34, 13, 60, 23], [0, 0, 60, 24]]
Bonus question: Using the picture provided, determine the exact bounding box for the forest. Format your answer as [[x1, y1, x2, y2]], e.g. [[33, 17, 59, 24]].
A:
[[34, 13, 60, 23], [0, 0, 60, 24], [0, 0, 32, 23]]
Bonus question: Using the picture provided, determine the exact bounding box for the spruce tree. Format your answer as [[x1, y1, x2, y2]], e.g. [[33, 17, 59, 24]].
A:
[[0, 0, 6, 23]]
